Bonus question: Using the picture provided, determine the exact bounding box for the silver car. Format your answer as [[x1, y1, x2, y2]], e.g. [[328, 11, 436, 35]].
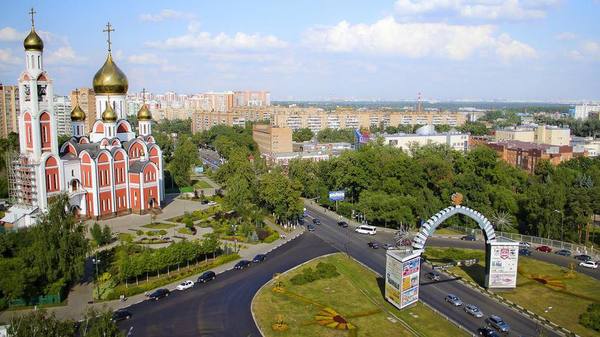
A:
[[445, 294, 463, 306], [464, 304, 484, 318]]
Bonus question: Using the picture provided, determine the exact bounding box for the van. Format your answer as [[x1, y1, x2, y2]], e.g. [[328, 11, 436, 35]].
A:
[[355, 225, 377, 235]]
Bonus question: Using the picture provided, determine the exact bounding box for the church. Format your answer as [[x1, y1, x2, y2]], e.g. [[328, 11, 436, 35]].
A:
[[2, 12, 164, 228]]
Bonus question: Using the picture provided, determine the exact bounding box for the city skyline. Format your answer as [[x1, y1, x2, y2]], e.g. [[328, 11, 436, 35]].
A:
[[0, 1, 599, 101]]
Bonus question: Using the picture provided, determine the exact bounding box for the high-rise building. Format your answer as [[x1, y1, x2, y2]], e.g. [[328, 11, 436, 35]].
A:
[[234, 91, 271, 107], [252, 124, 292, 154], [70, 88, 96, 134], [53, 95, 71, 135], [0, 84, 20, 138], [571, 104, 600, 120]]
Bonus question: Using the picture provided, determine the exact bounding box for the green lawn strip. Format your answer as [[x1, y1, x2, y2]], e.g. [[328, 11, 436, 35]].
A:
[[141, 223, 177, 229], [193, 180, 213, 189], [433, 227, 464, 235], [424, 247, 600, 337], [117, 232, 134, 243], [253, 253, 468, 337], [177, 227, 194, 235]]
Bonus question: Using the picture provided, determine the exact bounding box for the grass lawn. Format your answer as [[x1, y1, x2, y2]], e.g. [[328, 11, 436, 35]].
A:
[[252, 253, 468, 337], [117, 232, 134, 243], [424, 247, 600, 337], [193, 180, 213, 189], [433, 227, 464, 235], [141, 223, 177, 229], [177, 227, 194, 235]]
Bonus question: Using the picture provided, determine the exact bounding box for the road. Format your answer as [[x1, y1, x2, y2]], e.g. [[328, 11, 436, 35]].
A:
[[304, 204, 559, 337], [118, 234, 336, 337], [427, 237, 600, 281]]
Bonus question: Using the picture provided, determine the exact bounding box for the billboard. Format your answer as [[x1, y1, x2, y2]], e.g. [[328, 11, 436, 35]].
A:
[[386, 251, 420, 310], [486, 243, 519, 288], [328, 190, 345, 201]]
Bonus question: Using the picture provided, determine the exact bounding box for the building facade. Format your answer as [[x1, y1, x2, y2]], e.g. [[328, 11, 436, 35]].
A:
[[0, 84, 20, 138], [70, 88, 96, 134], [571, 104, 600, 120], [252, 124, 292, 154], [382, 125, 470, 153], [2, 18, 163, 228], [53, 95, 71, 135], [494, 125, 570, 146]]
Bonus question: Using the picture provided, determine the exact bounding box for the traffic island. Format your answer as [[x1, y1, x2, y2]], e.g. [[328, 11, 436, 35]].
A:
[[252, 253, 469, 337]]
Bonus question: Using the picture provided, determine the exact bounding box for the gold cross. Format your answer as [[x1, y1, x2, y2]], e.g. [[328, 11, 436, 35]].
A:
[[29, 8, 36, 27], [103, 22, 115, 52], [142, 88, 146, 104], [74, 88, 80, 105]]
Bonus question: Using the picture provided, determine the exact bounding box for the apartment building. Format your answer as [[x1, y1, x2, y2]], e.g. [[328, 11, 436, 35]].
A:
[[70, 88, 96, 134], [494, 125, 570, 146], [234, 91, 270, 107], [53, 96, 71, 135], [252, 124, 293, 154], [192, 107, 274, 132], [382, 125, 470, 153], [571, 103, 600, 120], [0, 84, 19, 138]]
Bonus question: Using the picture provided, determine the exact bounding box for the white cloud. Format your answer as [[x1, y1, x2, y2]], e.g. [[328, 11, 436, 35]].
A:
[[0, 27, 24, 42], [146, 31, 288, 51], [127, 53, 180, 72], [569, 41, 600, 61], [555, 32, 577, 41], [0, 48, 20, 65], [45, 45, 86, 65], [394, 0, 559, 20], [140, 9, 196, 22], [303, 17, 536, 61]]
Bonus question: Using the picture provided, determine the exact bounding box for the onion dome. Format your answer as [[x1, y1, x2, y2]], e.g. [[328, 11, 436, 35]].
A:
[[24, 28, 43, 51], [101, 103, 117, 122], [70, 104, 86, 122], [92, 53, 128, 95], [137, 104, 152, 121]]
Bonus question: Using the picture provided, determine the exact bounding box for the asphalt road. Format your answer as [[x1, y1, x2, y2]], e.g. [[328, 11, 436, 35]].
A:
[[427, 237, 600, 281], [304, 204, 560, 337], [118, 234, 336, 337]]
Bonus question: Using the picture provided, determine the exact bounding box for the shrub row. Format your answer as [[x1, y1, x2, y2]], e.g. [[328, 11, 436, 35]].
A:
[[290, 262, 340, 286]]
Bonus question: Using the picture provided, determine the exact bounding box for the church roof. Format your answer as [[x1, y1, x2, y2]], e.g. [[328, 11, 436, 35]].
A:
[[128, 160, 149, 173]]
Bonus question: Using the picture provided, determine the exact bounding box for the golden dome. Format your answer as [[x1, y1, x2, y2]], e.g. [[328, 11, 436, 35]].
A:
[[70, 104, 86, 122], [137, 104, 152, 121], [101, 103, 117, 122], [24, 28, 43, 51], [92, 53, 128, 95]]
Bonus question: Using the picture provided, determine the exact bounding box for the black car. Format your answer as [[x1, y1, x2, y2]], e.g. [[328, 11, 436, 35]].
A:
[[252, 254, 266, 263], [426, 271, 440, 281], [555, 249, 571, 256], [367, 241, 379, 249], [313, 218, 321, 225], [575, 254, 592, 262], [148, 288, 170, 301], [337, 221, 348, 228], [478, 327, 500, 337], [197, 271, 216, 283], [234, 260, 251, 270], [307, 224, 316, 231], [111, 309, 132, 322], [518, 248, 532, 256], [461, 235, 476, 241]]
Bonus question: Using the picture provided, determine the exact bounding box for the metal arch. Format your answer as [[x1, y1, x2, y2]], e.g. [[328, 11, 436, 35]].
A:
[[412, 205, 496, 250]]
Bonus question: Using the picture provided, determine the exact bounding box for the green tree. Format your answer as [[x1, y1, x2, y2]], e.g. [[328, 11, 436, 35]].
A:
[[292, 128, 314, 142], [316, 128, 356, 143], [79, 308, 124, 337], [458, 121, 488, 136], [8, 310, 76, 337], [168, 136, 200, 188]]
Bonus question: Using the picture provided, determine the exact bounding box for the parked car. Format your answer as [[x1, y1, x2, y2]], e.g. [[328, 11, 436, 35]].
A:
[[382, 243, 394, 250], [111, 309, 132, 322], [464, 304, 484, 318], [555, 249, 571, 257], [519, 241, 531, 247], [252, 254, 266, 263], [147, 288, 170, 301], [486, 315, 510, 333], [176, 280, 195, 291], [426, 271, 440, 281], [445, 294, 462, 306], [355, 225, 377, 235], [518, 248, 532, 256], [337, 221, 348, 228], [535, 245, 552, 253], [197, 271, 216, 283], [313, 218, 321, 225], [367, 241, 379, 249], [307, 224, 316, 232], [461, 235, 476, 241], [478, 327, 500, 337], [234, 260, 251, 270], [574, 254, 592, 262], [579, 261, 598, 269]]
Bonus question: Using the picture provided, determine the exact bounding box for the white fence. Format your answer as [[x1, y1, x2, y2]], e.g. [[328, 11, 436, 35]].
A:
[[446, 225, 599, 260]]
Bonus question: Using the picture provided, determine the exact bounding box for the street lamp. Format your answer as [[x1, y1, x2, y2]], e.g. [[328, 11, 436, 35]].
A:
[[92, 254, 101, 299], [554, 209, 564, 242]]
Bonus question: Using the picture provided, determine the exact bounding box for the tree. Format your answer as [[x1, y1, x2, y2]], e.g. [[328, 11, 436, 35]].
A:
[[79, 308, 125, 337], [292, 128, 314, 142], [458, 121, 488, 136], [8, 310, 76, 337], [168, 136, 200, 188], [316, 128, 356, 143]]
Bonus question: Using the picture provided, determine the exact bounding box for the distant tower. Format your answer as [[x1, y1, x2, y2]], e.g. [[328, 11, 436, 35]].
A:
[[137, 88, 153, 136], [416, 92, 423, 113], [70, 89, 86, 137], [92, 22, 129, 120]]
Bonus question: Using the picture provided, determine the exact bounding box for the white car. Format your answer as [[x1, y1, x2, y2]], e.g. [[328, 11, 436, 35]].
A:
[[176, 280, 195, 290], [579, 261, 598, 269], [355, 225, 377, 235], [519, 241, 531, 247]]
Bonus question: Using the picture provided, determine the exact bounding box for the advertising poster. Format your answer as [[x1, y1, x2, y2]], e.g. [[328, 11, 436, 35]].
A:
[[385, 253, 403, 309], [328, 191, 345, 201], [401, 287, 419, 307], [488, 244, 519, 288], [386, 251, 421, 309], [402, 273, 419, 290], [402, 257, 420, 276]]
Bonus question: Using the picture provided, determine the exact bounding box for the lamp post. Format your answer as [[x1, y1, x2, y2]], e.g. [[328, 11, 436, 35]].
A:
[[92, 254, 101, 299], [554, 209, 564, 242]]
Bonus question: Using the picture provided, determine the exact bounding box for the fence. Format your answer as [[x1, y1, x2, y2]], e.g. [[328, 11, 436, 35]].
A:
[[445, 225, 599, 260], [9, 293, 62, 308]]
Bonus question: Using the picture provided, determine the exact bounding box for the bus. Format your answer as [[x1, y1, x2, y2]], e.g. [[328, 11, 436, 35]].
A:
[[355, 224, 377, 235]]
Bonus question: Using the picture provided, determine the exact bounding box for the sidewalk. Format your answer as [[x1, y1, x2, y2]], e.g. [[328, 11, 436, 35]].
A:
[[0, 226, 305, 323]]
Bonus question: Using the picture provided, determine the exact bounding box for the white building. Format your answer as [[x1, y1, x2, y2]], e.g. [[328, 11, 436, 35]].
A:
[[53, 95, 71, 135], [572, 136, 600, 157], [572, 104, 600, 120], [382, 125, 469, 153]]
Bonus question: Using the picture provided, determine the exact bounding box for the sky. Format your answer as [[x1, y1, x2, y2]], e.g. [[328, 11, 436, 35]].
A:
[[0, 1, 599, 101]]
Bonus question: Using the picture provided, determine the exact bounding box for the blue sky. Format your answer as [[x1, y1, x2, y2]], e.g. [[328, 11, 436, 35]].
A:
[[1, 1, 599, 101]]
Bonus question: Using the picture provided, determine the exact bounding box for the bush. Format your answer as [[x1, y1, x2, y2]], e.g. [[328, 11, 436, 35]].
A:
[[263, 231, 280, 244], [136, 229, 144, 236], [158, 230, 167, 236], [90, 223, 112, 246], [580, 303, 600, 332], [256, 228, 270, 241], [290, 263, 339, 286]]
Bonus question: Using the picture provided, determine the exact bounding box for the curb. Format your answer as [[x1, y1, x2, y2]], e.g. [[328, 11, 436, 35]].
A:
[[432, 263, 580, 337]]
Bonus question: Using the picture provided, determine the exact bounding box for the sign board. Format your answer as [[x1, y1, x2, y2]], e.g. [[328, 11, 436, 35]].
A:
[[328, 190, 345, 202], [386, 250, 420, 310], [194, 166, 204, 174], [486, 241, 519, 288]]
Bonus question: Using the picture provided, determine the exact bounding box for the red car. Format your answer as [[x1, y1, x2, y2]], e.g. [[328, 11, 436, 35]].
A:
[[535, 245, 552, 253]]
